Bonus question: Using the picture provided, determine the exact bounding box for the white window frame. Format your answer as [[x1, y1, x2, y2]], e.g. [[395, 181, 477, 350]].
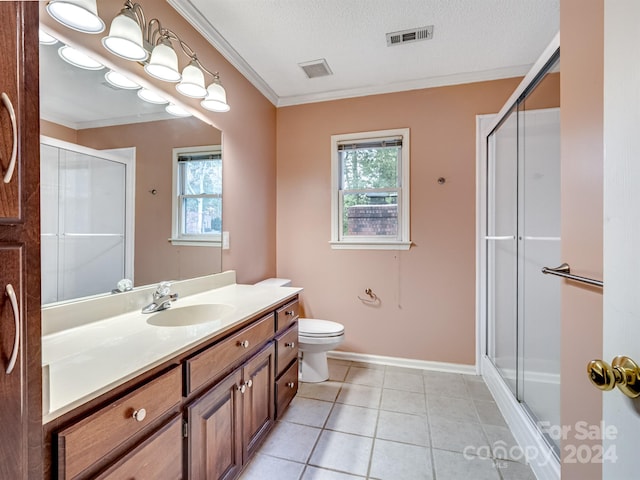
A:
[[170, 145, 222, 247], [330, 128, 411, 250]]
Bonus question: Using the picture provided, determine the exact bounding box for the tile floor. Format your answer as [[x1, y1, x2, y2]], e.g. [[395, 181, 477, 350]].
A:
[[239, 358, 537, 480]]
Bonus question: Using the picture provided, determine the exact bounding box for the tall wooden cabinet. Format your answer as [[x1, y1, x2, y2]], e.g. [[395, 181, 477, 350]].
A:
[[0, 1, 42, 478]]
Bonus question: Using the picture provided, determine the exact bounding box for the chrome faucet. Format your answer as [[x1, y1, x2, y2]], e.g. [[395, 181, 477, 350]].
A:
[[142, 281, 178, 314]]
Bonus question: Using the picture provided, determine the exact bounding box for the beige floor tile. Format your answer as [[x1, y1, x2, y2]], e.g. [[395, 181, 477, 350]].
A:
[[309, 430, 373, 476], [376, 410, 430, 446], [369, 439, 432, 480], [325, 403, 378, 437]]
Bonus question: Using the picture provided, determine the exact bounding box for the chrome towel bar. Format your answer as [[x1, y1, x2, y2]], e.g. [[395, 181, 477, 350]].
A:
[[541, 263, 603, 288]]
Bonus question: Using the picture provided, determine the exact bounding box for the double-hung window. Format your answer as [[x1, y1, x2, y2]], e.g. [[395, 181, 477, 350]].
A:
[[170, 145, 222, 246], [330, 128, 411, 249]]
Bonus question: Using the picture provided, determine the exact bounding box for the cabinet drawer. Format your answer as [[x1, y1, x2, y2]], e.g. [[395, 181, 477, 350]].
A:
[[186, 313, 275, 395], [275, 360, 298, 419], [57, 367, 182, 480], [96, 415, 183, 480], [275, 323, 298, 376], [276, 299, 299, 333]]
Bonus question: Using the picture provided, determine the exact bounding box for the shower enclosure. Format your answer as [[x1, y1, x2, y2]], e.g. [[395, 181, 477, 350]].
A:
[[40, 137, 134, 304], [479, 36, 561, 476]]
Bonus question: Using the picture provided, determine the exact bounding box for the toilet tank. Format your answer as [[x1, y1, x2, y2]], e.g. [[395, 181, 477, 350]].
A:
[[254, 278, 292, 287]]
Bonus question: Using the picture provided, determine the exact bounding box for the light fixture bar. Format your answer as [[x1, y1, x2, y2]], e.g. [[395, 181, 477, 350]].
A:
[[47, 0, 230, 111]]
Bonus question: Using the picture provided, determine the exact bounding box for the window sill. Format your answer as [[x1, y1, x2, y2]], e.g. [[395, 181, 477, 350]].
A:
[[329, 241, 412, 251], [169, 238, 221, 247]]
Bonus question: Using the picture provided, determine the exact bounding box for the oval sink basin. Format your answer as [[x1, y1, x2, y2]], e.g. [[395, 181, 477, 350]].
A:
[[147, 303, 235, 327]]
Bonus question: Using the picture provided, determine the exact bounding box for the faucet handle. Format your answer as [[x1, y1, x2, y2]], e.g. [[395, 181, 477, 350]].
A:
[[155, 281, 172, 297]]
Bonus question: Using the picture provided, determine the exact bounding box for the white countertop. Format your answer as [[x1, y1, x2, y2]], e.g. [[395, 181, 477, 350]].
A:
[[42, 282, 301, 423]]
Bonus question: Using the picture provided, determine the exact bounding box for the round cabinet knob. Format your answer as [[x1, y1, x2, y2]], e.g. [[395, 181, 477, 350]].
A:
[[285, 342, 295, 349], [132, 408, 147, 422], [237, 384, 246, 394], [587, 356, 640, 398], [238, 340, 250, 348], [286, 382, 295, 389], [285, 310, 295, 316], [246, 379, 253, 388]]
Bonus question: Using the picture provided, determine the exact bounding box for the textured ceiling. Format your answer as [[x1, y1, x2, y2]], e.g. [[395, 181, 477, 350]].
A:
[[170, 0, 560, 106]]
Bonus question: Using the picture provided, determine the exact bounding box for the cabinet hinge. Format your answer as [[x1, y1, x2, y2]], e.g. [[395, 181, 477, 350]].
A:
[[183, 420, 188, 438]]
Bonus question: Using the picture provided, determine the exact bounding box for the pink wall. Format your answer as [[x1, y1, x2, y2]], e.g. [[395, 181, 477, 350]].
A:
[[560, 0, 604, 478], [78, 118, 222, 286], [39, 0, 277, 284], [276, 79, 522, 364]]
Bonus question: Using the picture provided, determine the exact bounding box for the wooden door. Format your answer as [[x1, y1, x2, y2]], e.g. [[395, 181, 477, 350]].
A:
[[187, 369, 243, 480], [242, 343, 274, 462], [0, 2, 41, 479]]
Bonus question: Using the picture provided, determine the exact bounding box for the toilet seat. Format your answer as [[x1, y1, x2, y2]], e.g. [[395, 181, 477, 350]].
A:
[[299, 318, 344, 338]]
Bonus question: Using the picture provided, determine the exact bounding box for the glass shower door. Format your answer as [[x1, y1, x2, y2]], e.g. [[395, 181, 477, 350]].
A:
[[486, 52, 561, 454], [486, 107, 519, 396]]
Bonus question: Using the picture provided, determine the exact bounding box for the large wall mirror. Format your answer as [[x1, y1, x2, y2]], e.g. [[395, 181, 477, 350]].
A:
[[39, 34, 223, 306]]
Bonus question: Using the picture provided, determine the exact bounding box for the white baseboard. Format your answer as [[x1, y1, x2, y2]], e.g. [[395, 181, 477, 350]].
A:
[[482, 356, 560, 480], [327, 351, 477, 375]]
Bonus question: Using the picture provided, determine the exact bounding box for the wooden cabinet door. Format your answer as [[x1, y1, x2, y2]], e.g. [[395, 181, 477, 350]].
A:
[[242, 343, 274, 462], [187, 369, 243, 480], [0, 1, 22, 222], [0, 2, 41, 478], [0, 244, 24, 479]]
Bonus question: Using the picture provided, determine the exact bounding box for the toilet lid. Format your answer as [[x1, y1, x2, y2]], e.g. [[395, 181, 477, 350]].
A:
[[299, 318, 344, 337]]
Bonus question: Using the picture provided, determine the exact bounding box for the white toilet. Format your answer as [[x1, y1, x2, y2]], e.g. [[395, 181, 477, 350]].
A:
[[255, 278, 345, 383]]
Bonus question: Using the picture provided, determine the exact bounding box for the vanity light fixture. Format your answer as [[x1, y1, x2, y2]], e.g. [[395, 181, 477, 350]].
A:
[[176, 60, 207, 98], [105, 70, 140, 90], [200, 75, 230, 112], [46, 0, 105, 34], [101, 4, 147, 61], [39, 29, 58, 45], [58, 45, 104, 70], [46, 0, 230, 110], [137, 88, 168, 104], [144, 37, 181, 82], [165, 104, 192, 117]]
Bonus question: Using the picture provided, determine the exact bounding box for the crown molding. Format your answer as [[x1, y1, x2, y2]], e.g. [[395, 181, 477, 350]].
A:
[[41, 111, 177, 130], [168, 0, 279, 106], [276, 64, 532, 107]]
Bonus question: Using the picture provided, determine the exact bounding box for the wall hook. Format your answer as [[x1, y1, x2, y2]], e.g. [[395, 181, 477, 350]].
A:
[[437, 177, 446, 185], [149, 188, 158, 195]]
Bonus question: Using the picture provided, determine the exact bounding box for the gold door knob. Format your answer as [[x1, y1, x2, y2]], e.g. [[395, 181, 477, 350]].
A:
[[587, 356, 640, 398]]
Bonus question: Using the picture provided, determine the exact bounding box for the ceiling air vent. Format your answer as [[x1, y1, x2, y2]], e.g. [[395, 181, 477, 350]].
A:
[[386, 25, 434, 47], [299, 58, 333, 79]]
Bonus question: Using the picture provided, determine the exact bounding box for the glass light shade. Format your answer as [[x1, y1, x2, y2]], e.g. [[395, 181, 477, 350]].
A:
[[58, 45, 104, 70], [144, 41, 181, 82], [46, 0, 105, 34], [201, 81, 230, 112], [39, 29, 58, 45], [101, 9, 147, 61], [105, 70, 140, 90], [176, 62, 207, 98], [166, 104, 192, 117], [137, 88, 168, 104]]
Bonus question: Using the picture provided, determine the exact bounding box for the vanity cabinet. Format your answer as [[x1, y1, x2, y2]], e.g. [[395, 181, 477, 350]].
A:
[[0, 1, 41, 479], [187, 343, 274, 480], [46, 296, 299, 480], [274, 299, 300, 418]]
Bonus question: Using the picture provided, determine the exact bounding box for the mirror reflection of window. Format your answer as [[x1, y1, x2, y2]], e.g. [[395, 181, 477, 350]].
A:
[[171, 146, 223, 246]]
